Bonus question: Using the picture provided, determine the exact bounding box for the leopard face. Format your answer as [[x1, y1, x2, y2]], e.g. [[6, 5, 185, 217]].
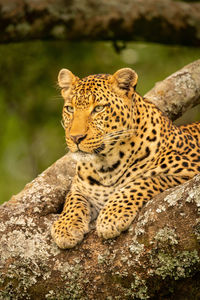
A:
[[58, 68, 138, 155]]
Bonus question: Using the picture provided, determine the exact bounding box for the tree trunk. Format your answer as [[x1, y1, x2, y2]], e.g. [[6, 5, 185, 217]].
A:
[[0, 0, 200, 46], [0, 60, 200, 299]]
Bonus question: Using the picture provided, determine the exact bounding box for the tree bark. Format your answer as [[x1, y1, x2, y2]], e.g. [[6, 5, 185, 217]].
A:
[[145, 59, 200, 120], [0, 60, 200, 299], [0, 0, 200, 46]]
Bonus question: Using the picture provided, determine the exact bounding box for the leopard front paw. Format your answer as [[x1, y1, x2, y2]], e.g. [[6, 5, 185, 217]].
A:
[[96, 211, 134, 239], [96, 220, 120, 239], [51, 218, 89, 249]]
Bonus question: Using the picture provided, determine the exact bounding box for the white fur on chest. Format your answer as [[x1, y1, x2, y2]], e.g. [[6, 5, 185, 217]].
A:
[[70, 151, 96, 162]]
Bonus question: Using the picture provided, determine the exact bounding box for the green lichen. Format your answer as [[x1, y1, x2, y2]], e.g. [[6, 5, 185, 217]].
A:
[[110, 272, 149, 300], [129, 240, 145, 255], [185, 184, 200, 213], [0, 258, 87, 300], [45, 285, 87, 300], [150, 227, 200, 281], [0, 257, 52, 299], [124, 274, 149, 300], [97, 253, 107, 264], [50, 261, 86, 298], [97, 249, 117, 265], [153, 250, 200, 280], [164, 185, 185, 207], [194, 220, 200, 241], [153, 227, 178, 247]]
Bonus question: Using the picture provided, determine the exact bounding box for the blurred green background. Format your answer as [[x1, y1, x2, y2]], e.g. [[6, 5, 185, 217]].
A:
[[0, 41, 200, 204]]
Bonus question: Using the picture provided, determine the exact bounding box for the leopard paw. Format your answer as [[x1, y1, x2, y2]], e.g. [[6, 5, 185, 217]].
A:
[[96, 221, 120, 239], [96, 212, 133, 239], [51, 219, 89, 249]]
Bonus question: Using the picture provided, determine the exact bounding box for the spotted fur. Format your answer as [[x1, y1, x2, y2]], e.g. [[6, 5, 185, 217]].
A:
[[51, 68, 200, 249]]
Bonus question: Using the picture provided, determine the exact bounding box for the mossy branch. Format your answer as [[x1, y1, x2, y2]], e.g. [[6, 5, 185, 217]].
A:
[[0, 0, 200, 46]]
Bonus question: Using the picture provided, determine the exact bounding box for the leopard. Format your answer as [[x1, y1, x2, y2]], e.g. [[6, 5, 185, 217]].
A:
[[51, 67, 200, 249]]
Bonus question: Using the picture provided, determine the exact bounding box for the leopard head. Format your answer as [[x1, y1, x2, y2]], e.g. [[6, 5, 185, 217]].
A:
[[58, 68, 138, 155]]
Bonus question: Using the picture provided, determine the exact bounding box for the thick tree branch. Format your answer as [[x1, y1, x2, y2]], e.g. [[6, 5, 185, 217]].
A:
[[145, 59, 200, 120], [0, 0, 200, 46], [0, 60, 200, 299]]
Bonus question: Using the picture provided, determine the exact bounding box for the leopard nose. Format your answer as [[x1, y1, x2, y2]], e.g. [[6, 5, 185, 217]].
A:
[[70, 134, 87, 144]]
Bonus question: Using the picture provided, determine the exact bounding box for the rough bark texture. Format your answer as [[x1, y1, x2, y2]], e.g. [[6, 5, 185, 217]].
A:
[[0, 0, 200, 46], [0, 60, 200, 299], [145, 59, 200, 121]]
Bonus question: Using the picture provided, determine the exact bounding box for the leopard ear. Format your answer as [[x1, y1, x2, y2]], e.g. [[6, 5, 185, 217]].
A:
[[112, 68, 138, 91], [58, 68, 77, 89]]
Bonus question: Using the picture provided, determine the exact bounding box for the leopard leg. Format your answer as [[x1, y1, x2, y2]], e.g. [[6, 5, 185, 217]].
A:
[[51, 192, 91, 249], [96, 175, 177, 239]]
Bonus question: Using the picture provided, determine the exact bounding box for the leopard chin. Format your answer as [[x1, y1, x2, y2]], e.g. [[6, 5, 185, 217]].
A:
[[70, 151, 96, 162]]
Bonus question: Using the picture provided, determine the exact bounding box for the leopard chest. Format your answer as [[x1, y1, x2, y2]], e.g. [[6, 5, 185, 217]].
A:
[[73, 160, 123, 209], [73, 157, 148, 211]]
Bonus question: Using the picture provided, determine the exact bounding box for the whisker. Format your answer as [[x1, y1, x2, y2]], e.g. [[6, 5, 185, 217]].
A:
[[93, 144, 105, 154], [61, 120, 65, 129], [51, 95, 64, 101], [103, 129, 135, 142], [104, 129, 135, 138], [103, 133, 131, 141]]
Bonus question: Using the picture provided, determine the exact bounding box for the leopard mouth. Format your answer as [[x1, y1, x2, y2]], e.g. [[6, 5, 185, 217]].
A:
[[70, 143, 106, 162], [75, 143, 105, 155]]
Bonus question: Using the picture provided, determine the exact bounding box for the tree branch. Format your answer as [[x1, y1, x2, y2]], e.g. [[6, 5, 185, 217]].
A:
[[0, 0, 200, 46], [0, 60, 200, 299], [145, 59, 200, 120]]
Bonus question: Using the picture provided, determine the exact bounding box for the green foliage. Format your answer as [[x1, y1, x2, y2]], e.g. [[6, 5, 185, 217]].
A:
[[0, 41, 199, 203]]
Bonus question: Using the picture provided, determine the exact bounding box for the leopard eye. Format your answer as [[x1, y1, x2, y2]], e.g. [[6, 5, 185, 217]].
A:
[[93, 105, 105, 113], [65, 105, 74, 113]]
